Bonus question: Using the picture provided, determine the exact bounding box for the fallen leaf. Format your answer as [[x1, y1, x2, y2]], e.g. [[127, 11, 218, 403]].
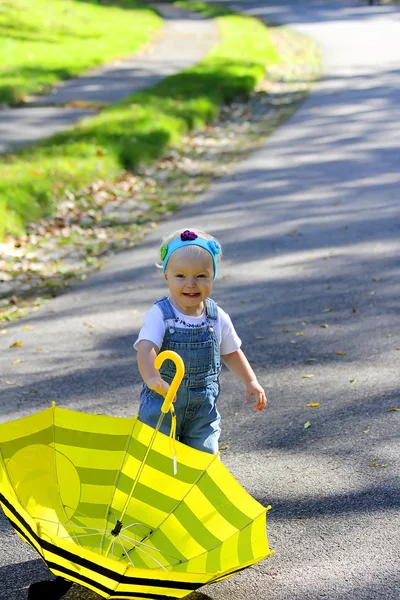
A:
[[352, 307, 359, 313], [363, 428, 371, 434], [36, 347, 45, 351], [336, 351, 347, 355], [307, 403, 319, 407], [255, 335, 265, 340], [320, 323, 328, 329], [10, 341, 22, 348], [381, 464, 388, 468], [12, 359, 24, 365], [369, 462, 377, 467], [385, 333, 392, 338], [305, 358, 317, 363], [323, 307, 333, 313], [83, 322, 94, 328], [282, 328, 291, 333], [6, 380, 16, 385], [23, 325, 32, 330], [387, 408, 400, 412], [372, 277, 380, 282], [397, 347, 400, 351], [296, 332, 304, 337], [219, 444, 230, 450], [1, 330, 8, 335], [367, 291, 375, 296], [324, 285, 332, 290], [350, 379, 357, 384], [302, 374, 314, 379], [304, 421, 311, 429]]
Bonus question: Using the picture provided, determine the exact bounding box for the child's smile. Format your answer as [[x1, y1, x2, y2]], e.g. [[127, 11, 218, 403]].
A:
[[164, 250, 214, 316]]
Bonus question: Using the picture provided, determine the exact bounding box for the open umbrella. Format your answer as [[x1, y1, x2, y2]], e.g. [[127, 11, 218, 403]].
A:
[[0, 351, 274, 599]]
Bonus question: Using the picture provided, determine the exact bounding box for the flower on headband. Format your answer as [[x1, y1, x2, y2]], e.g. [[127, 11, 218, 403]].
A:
[[180, 230, 198, 242], [208, 240, 221, 255], [160, 244, 168, 261]]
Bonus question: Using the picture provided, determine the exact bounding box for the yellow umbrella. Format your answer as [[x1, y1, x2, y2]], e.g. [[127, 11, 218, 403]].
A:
[[0, 351, 274, 599]]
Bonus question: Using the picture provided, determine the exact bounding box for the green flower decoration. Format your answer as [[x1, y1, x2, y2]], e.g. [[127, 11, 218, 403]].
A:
[[160, 244, 168, 261]]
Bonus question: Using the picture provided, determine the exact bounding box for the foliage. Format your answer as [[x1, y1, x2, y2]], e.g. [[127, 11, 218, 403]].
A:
[[0, 10, 280, 237]]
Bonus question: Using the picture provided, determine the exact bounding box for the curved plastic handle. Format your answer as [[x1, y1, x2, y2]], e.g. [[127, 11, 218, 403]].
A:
[[154, 351, 185, 413]]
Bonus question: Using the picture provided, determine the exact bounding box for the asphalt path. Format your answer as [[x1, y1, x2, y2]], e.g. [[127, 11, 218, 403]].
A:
[[0, 1, 399, 599]]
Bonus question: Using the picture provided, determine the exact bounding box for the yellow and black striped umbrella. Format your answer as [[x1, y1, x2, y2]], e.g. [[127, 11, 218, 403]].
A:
[[0, 352, 273, 599]]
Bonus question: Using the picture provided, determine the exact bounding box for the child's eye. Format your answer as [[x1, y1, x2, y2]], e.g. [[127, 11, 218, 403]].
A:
[[176, 274, 184, 278], [197, 274, 206, 278]]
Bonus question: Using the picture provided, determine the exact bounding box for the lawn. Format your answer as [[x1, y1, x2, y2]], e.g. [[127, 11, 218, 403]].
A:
[[0, 4, 280, 239], [0, 0, 162, 105]]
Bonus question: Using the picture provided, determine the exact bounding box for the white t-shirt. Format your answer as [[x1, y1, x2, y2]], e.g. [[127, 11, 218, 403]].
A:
[[134, 300, 241, 356]]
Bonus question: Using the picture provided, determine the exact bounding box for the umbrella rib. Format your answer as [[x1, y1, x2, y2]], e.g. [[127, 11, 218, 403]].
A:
[[51, 404, 84, 546], [123, 537, 168, 570], [102, 417, 138, 535], [37, 518, 103, 533], [58, 531, 104, 540], [121, 534, 180, 561], [118, 537, 135, 568], [91, 533, 110, 552]]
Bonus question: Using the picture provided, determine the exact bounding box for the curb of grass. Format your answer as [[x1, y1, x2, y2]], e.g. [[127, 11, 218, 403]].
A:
[[0, 2, 280, 239]]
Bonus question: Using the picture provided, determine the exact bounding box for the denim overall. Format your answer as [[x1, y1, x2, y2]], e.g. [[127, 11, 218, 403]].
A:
[[138, 296, 221, 454]]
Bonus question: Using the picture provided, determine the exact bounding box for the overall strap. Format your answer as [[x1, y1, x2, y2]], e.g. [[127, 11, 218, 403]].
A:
[[205, 298, 218, 321], [155, 297, 176, 321]]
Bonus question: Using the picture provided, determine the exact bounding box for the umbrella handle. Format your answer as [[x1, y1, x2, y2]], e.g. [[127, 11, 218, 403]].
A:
[[154, 351, 185, 413]]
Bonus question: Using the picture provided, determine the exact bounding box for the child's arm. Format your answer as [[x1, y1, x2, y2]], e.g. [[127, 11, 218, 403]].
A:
[[137, 340, 170, 397], [221, 349, 267, 412]]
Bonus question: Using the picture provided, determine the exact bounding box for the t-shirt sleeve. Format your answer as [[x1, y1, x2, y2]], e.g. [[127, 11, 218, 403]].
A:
[[218, 307, 242, 355], [133, 305, 165, 351]]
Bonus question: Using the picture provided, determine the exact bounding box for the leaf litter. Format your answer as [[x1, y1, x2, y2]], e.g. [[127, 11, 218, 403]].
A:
[[0, 27, 320, 323]]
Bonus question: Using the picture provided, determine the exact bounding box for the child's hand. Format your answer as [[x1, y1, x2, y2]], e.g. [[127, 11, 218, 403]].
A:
[[147, 377, 173, 399], [245, 380, 267, 412]]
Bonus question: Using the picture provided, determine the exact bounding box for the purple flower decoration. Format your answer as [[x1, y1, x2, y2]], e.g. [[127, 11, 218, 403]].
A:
[[180, 230, 198, 242]]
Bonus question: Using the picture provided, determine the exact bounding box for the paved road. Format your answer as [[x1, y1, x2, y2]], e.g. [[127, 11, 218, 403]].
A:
[[0, 1, 399, 599], [0, 2, 218, 154]]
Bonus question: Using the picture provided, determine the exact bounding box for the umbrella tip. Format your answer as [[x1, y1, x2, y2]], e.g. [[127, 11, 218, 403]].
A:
[[52, 401, 57, 409]]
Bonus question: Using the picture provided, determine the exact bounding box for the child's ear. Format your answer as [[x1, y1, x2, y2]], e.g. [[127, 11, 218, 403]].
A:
[[164, 273, 169, 283]]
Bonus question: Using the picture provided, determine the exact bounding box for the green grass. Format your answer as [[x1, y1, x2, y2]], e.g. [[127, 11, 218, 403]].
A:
[[0, 0, 162, 105], [0, 6, 280, 239]]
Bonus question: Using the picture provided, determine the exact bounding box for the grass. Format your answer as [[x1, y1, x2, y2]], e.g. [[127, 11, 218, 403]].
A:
[[0, 5, 280, 239], [0, 0, 162, 105]]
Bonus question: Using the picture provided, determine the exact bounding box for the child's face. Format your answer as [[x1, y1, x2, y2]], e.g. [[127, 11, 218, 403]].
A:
[[164, 250, 213, 316]]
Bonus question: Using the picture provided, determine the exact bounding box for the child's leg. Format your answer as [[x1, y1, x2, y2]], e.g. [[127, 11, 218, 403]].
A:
[[180, 384, 221, 455], [138, 385, 172, 436]]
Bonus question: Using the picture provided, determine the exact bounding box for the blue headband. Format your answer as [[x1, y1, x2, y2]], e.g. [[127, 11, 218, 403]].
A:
[[161, 231, 221, 279]]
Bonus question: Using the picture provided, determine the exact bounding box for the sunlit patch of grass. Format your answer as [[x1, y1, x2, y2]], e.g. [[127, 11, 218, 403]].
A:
[[0, 0, 162, 105], [0, 10, 280, 238]]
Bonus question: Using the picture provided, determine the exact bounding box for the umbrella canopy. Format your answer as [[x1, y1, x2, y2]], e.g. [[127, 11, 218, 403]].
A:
[[0, 352, 273, 599]]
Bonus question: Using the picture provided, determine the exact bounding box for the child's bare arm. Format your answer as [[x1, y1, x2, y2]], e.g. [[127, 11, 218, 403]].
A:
[[137, 340, 170, 396], [221, 349, 267, 412]]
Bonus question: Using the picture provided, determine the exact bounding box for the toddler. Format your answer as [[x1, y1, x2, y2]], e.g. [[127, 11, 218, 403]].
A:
[[134, 228, 267, 455]]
